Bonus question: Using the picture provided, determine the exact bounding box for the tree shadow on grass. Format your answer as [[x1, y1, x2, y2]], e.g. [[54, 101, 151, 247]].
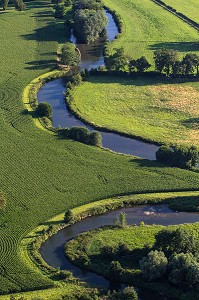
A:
[[25, 59, 56, 70], [149, 42, 199, 53], [181, 117, 199, 129], [129, 158, 172, 169]]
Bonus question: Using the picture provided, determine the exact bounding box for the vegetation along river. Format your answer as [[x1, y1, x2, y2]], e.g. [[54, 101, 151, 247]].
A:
[[40, 204, 199, 299], [37, 11, 159, 160], [38, 11, 184, 299]]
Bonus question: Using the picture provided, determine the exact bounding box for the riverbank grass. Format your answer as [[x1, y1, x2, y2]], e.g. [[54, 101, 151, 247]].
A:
[[71, 76, 199, 146]]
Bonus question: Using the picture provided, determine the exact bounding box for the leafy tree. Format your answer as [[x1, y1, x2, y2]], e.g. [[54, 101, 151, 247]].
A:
[[60, 43, 80, 66], [154, 228, 199, 257], [54, 3, 67, 18], [67, 127, 90, 143], [130, 56, 151, 72], [172, 60, 184, 76], [155, 145, 173, 164], [73, 0, 103, 11], [74, 8, 107, 43], [89, 131, 102, 147], [169, 253, 199, 288], [70, 73, 82, 86], [108, 287, 138, 300], [37, 102, 52, 118], [139, 250, 168, 281], [156, 144, 199, 169], [182, 53, 199, 75], [109, 261, 122, 280], [64, 209, 74, 224], [14, 0, 26, 10], [2, 0, 9, 10], [154, 49, 179, 76], [105, 47, 129, 71]]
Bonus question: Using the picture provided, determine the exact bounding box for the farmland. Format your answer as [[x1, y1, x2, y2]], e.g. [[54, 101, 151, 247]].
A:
[[71, 76, 199, 146], [162, 0, 199, 24], [0, 0, 199, 298], [103, 0, 199, 63]]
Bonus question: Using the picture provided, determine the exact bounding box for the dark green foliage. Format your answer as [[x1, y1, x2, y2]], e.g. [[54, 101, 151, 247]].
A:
[[109, 261, 122, 280], [105, 47, 129, 71], [2, 0, 9, 10], [156, 144, 199, 169], [117, 243, 131, 257], [70, 73, 83, 86], [37, 102, 52, 118], [101, 245, 115, 258], [108, 287, 138, 300], [67, 126, 90, 143], [64, 209, 74, 224], [74, 9, 108, 43], [60, 43, 80, 66], [139, 250, 168, 281], [73, 0, 103, 11], [169, 253, 199, 288], [182, 53, 199, 75], [54, 3, 67, 18], [89, 131, 102, 147], [154, 228, 199, 257], [154, 49, 179, 76], [14, 0, 26, 11], [129, 56, 151, 72]]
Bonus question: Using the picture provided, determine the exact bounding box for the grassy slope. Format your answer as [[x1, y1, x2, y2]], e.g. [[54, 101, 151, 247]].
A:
[[103, 0, 198, 63], [0, 0, 199, 296], [71, 76, 199, 145], [162, 0, 199, 24]]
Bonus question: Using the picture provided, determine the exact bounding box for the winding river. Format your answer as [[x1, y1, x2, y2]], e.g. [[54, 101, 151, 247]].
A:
[[40, 204, 199, 299], [37, 11, 159, 160], [37, 10, 191, 300]]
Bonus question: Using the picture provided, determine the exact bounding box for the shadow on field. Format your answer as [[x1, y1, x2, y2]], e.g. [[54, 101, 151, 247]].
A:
[[149, 42, 199, 52], [25, 59, 56, 70], [129, 158, 169, 169], [21, 21, 67, 44], [83, 76, 197, 87], [181, 117, 199, 129]]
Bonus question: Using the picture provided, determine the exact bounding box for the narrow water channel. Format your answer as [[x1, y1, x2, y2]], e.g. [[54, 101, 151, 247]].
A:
[[40, 204, 199, 299]]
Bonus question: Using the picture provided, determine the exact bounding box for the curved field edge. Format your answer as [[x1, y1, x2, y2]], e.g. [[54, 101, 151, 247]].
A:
[[69, 76, 199, 146], [22, 69, 70, 132], [20, 191, 199, 285]]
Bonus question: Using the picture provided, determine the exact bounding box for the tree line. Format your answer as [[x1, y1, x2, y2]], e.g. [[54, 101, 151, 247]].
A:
[[104, 47, 199, 76], [1, 0, 26, 11]]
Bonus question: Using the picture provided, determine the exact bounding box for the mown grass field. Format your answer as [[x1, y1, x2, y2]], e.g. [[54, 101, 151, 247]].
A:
[[71, 76, 199, 146], [0, 0, 199, 298], [103, 0, 199, 63], [162, 0, 199, 24]]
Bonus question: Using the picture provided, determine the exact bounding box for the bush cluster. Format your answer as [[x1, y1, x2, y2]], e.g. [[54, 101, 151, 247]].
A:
[[139, 228, 199, 289], [156, 144, 199, 169]]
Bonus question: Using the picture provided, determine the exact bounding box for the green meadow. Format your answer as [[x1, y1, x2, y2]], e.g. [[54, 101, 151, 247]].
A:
[[104, 0, 199, 63], [71, 76, 199, 146], [162, 0, 199, 24], [0, 0, 199, 298]]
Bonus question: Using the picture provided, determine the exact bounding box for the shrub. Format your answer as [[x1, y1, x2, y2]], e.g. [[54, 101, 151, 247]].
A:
[[139, 250, 168, 281], [54, 3, 67, 18], [108, 261, 122, 280], [89, 131, 102, 147], [154, 228, 199, 257], [169, 253, 199, 288], [15, 0, 26, 11], [64, 209, 74, 224], [67, 127, 90, 143], [37, 102, 52, 118], [60, 43, 80, 66]]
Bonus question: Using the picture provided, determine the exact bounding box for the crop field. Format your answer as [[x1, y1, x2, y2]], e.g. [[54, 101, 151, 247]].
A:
[[71, 76, 199, 146], [104, 0, 199, 63], [0, 0, 199, 298], [162, 0, 199, 24]]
